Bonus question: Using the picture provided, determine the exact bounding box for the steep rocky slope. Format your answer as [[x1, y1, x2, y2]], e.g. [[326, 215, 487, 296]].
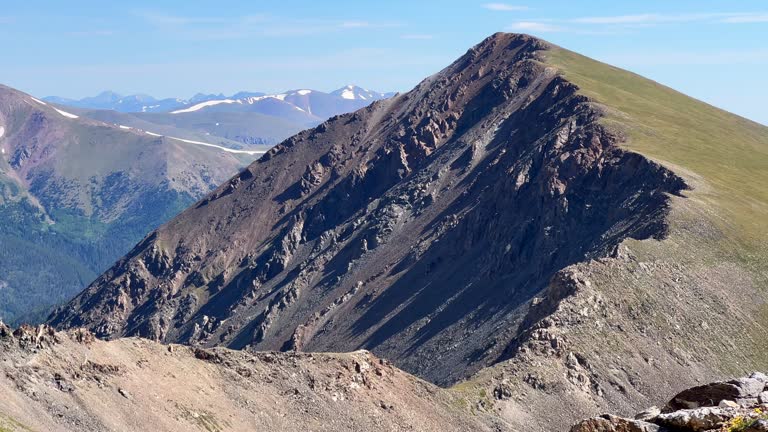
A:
[[49, 32, 768, 430], [50, 33, 685, 381], [0, 324, 502, 432], [0, 84, 254, 324]]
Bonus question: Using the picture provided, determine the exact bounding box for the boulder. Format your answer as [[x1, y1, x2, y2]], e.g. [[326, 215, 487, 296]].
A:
[[665, 373, 767, 411], [570, 414, 660, 432], [745, 419, 768, 432], [654, 407, 733, 431], [634, 406, 661, 422]]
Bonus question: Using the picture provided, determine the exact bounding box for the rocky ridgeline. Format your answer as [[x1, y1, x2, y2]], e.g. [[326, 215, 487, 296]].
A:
[[572, 373, 768, 432]]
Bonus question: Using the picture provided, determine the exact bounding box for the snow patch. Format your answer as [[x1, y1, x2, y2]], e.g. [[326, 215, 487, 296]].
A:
[[296, 89, 312, 96], [166, 136, 265, 155], [143, 130, 264, 155], [294, 106, 306, 112], [119, 125, 131, 129], [53, 107, 79, 119], [171, 99, 238, 114], [0, 126, 4, 138], [30, 97, 48, 105], [273, 93, 287, 101], [340, 89, 356, 100]]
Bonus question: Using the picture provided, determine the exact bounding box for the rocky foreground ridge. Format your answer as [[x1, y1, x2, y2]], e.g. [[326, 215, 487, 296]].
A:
[[0, 323, 504, 432], [4, 322, 768, 432], [572, 373, 768, 432]]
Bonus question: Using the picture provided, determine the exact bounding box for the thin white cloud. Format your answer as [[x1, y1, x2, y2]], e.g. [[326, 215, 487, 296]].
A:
[[508, 21, 564, 33], [401, 34, 434, 40], [66, 30, 115, 37], [509, 11, 768, 34], [722, 13, 768, 23], [135, 11, 400, 40], [482, 3, 529, 12], [339, 20, 402, 29], [340, 20, 370, 28], [570, 12, 768, 25], [602, 49, 768, 66], [572, 14, 665, 24]]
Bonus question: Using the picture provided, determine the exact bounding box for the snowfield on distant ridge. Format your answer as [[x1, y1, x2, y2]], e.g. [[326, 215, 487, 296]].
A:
[[142, 129, 263, 155], [53, 108, 79, 119], [28, 97, 79, 118], [171, 99, 239, 114]]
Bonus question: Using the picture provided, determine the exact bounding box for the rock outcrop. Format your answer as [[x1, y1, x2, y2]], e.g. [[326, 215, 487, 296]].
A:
[[571, 373, 768, 432]]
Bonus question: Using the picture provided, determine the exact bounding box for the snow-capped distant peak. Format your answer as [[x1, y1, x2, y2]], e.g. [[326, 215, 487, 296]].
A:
[[340, 89, 356, 100], [296, 89, 312, 96], [332, 85, 382, 101]]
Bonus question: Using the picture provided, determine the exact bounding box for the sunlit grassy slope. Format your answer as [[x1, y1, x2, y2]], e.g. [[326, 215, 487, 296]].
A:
[[544, 47, 768, 255]]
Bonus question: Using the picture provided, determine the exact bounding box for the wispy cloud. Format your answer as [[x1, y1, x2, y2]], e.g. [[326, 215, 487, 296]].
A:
[[570, 12, 760, 25], [340, 20, 370, 28], [482, 3, 529, 12], [508, 11, 768, 34], [7, 47, 450, 78], [139, 12, 267, 26], [722, 13, 768, 23], [602, 49, 768, 66], [400, 34, 434, 40], [508, 21, 563, 32], [65, 30, 115, 37], [339, 20, 402, 29], [134, 11, 401, 40]]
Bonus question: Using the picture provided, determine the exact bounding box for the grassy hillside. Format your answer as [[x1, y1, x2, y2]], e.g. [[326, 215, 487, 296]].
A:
[[544, 47, 768, 258]]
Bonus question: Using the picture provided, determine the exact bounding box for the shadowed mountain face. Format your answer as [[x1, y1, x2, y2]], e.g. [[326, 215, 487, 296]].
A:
[[0, 84, 253, 324], [48, 34, 687, 386]]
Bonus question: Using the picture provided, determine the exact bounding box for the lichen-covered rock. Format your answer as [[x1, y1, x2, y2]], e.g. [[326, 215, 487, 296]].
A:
[[654, 407, 733, 431], [665, 372, 768, 411], [571, 374, 768, 432], [569, 414, 660, 432]]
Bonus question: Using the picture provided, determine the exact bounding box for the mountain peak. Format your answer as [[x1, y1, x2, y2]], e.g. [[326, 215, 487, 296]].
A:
[[49, 33, 688, 387]]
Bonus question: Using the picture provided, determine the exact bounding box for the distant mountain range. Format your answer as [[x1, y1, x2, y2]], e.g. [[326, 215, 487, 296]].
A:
[[0, 84, 257, 325], [0, 83, 393, 326], [44, 85, 396, 115]]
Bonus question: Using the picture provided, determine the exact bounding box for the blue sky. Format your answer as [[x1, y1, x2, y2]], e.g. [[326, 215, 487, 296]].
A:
[[1, 0, 767, 124]]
